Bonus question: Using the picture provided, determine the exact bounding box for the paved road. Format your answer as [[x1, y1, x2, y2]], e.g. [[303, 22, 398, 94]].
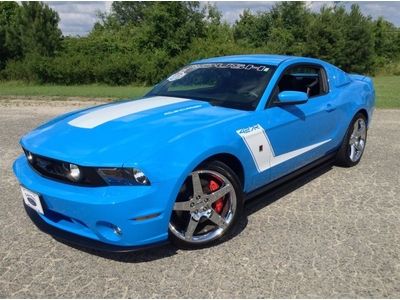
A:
[[1, 102, 399, 298]]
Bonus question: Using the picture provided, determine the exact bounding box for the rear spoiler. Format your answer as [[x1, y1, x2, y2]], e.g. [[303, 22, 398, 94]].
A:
[[349, 74, 372, 83], [349, 74, 374, 90]]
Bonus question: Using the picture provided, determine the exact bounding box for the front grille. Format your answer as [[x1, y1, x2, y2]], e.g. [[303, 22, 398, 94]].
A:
[[24, 149, 107, 187]]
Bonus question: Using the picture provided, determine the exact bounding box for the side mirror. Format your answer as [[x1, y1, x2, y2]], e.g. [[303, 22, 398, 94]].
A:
[[277, 91, 308, 105]]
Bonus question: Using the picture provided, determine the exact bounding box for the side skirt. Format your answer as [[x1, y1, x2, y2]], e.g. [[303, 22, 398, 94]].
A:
[[244, 152, 336, 201]]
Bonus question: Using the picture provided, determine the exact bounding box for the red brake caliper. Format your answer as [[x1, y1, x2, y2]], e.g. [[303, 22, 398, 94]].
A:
[[209, 180, 224, 214]]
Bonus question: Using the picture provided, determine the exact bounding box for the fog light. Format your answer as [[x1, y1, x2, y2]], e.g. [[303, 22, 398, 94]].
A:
[[133, 169, 149, 185], [96, 221, 122, 241], [69, 164, 81, 181], [27, 152, 33, 163]]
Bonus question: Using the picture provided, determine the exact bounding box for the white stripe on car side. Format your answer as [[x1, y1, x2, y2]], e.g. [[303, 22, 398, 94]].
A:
[[269, 139, 331, 168], [68, 96, 191, 129], [237, 124, 331, 172]]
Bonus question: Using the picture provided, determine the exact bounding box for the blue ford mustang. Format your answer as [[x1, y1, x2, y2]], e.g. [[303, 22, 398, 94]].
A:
[[13, 55, 375, 251]]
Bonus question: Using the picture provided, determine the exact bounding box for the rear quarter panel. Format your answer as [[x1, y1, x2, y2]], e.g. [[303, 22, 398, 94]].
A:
[[324, 64, 375, 145]]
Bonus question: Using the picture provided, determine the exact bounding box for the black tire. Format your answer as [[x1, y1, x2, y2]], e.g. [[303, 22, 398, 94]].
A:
[[335, 112, 368, 167], [169, 160, 244, 249]]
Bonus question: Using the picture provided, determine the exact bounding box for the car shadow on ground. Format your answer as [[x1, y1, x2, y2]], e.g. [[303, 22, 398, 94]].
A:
[[59, 160, 334, 263], [245, 160, 333, 217], [57, 238, 179, 263]]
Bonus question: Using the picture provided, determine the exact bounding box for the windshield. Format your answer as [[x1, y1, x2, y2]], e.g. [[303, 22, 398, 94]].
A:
[[146, 63, 275, 111]]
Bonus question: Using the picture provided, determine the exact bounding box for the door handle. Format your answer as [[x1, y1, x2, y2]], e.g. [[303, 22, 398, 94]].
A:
[[325, 103, 336, 112]]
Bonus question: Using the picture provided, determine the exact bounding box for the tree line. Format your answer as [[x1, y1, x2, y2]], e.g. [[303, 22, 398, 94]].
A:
[[0, 1, 399, 85]]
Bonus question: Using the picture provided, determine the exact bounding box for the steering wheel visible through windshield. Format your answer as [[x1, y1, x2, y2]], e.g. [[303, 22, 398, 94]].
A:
[[146, 63, 275, 111]]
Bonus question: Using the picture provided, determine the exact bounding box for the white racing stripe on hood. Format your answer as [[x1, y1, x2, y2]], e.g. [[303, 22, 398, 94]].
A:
[[68, 96, 190, 129]]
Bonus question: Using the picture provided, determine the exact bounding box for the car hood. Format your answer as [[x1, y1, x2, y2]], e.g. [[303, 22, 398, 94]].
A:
[[21, 96, 248, 166]]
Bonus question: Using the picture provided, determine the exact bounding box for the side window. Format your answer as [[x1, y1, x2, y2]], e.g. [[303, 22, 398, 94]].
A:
[[272, 65, 328, 102]]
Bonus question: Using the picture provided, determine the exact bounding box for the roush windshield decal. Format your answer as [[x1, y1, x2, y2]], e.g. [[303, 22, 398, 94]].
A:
[[167, 63, 270, 81], [68, 96, 191, 129], [237, 124, 331, 172]]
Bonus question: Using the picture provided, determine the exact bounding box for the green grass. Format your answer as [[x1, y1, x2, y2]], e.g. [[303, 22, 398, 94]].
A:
[[0, 81, 151, 100], [0, 77, 399, 108], [372, 76, 400, 108]]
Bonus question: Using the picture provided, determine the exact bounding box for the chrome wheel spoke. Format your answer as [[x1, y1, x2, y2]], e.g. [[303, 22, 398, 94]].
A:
[[209, 184, 233, 203], [191, 172, 203, 196], [185, 217, 199, 239], [359, 139, 365, 148], [357, 124, 366, 137], [357, 120, 367, 138], [350, 144, 356, 161], [174, 201, 191, 211], [349, 134, 357, 145], [208, 210, 228, 229], [353, 121, 359, 135], [354, 142, 363, 151]]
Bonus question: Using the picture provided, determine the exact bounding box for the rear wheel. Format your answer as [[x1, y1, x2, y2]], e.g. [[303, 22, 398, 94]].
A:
[[169, 161, 243, 249], [336, 113, 368, 167]]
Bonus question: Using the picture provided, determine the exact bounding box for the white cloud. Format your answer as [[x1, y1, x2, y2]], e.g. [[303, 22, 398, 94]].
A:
[[214, 1, 400, 25], [210, 1, 275, 23], [46, 1, 111, 36], [45, 1, 400, 36], [349, 2, 400, 25]]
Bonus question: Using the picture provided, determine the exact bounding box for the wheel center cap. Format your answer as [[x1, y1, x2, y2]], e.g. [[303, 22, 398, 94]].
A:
[[192, 194, 208, 207], [192, 208, 212, 221]]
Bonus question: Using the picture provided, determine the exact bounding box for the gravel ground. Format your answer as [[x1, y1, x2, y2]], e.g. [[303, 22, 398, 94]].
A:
[[0, 101, 399, 298]]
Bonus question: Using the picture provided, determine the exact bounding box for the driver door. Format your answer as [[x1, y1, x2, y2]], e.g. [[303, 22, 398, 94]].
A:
[[253, 64, 338, 188]]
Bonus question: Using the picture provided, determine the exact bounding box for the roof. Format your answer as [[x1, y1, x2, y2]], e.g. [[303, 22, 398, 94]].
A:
[[193, 54, 324, 67]]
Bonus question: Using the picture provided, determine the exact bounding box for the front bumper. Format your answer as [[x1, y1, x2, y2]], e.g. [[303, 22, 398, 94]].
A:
[[13, 155, 175, 251]]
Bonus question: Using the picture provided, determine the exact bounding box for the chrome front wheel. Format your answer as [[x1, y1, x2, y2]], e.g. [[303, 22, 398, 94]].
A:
[[169, 162, 242, 248]]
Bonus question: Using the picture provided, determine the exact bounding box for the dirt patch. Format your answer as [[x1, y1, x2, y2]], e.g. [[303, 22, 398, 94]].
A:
[[0, 96, 111, 107]]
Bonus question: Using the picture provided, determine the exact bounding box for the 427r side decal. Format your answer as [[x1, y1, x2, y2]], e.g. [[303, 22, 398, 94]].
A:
[[236, 124, 331, 172]]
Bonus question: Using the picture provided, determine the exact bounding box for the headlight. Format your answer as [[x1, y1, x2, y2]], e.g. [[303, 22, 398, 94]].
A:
[[97, 168, 150, 186]]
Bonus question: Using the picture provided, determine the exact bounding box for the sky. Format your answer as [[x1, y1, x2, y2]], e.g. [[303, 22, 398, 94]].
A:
[[45, 1, 400, 36]]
